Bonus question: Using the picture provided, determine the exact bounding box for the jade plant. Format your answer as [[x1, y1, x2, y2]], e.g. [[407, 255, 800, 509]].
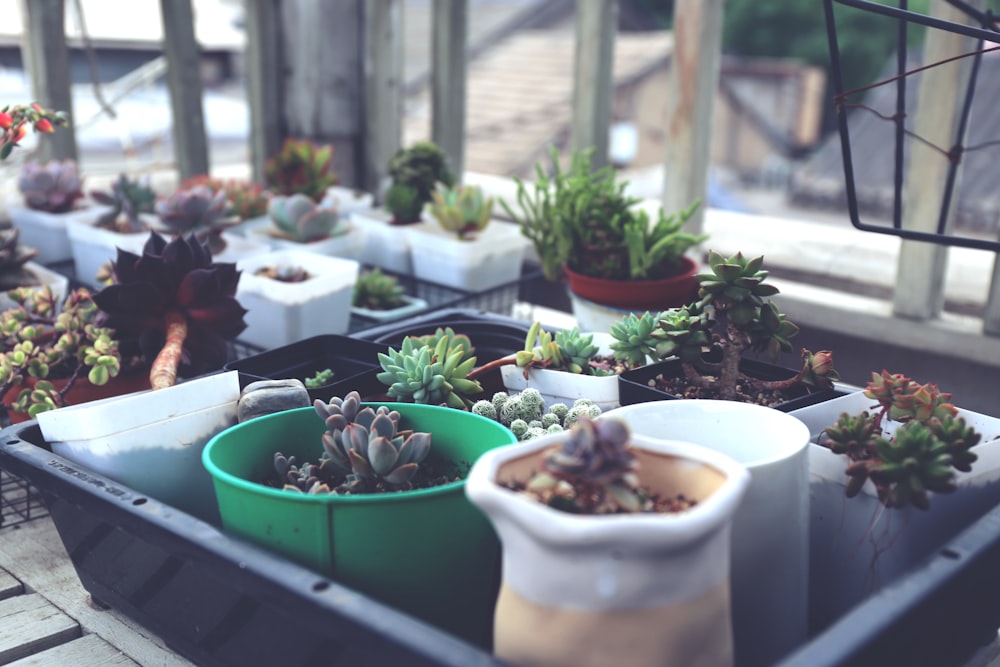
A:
[[471, 388, 603, 442], [181, 174, 271, 221], [501, 146, 706, 282], [352, 268, 407, 311], [90, 174, 157, 233], [376, 334, 483, 409], [18, 159, 85, 213], [264, 138, 338, 202], [155, 184, 236, 254], [273, 390, 434, 494], [821, 371, 982, 510], [426, 182, 494, 239], [384, 141, 455, 225], [0, 225, 40, 291], [267, 193, 346, 242]]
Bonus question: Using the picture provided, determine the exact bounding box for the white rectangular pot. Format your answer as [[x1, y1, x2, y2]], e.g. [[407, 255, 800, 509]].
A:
[[349, 208, 413, 273], [406, 220, 528, 292], [65, 215, 153, 287], [350, 295, 430, 322], [8, 205, 108, 265], [236, 249, 360, 349]]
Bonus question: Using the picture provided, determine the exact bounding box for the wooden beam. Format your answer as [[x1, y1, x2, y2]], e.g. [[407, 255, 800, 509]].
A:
[[570, 0, 616, 168], [662, 0, 724, 235], [893, 0, 983, 320], [431, 0, 468, 181], [244, 0, 284, 184], [363, 0, 403, 198], [20, 0, 77, 162], [159, 0, 209, 179]]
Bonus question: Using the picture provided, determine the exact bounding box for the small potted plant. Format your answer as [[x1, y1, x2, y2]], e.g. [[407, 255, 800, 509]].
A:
[[405, 182, 528, 291], [0, 223, 69, 310], [249, 192, 366, 261], [617, 251, 841, 411], [376, 331, 485, 409], [263, 137, 338, 203], [154, 183, 269, 261], [9, 159, 94, 264], [465, 415, 750, 667], [469, 388, 605, 441], [350, 267, 428, 322], [202, 389, 518, 646], [181, 174, 271, 223]]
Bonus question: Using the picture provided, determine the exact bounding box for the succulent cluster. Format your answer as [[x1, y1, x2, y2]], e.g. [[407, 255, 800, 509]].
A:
[[0, 286, 123, 418], [608, 311, 659, 366], [155, 185, 236, 253], [264, 138, 337, 202], [0, 103, 68, 160], [268, 193, 346, 242], [274, 391, 433, 494], [513, 321, 605, 376], [426, 183, 494, 239], [384, 141, 455, 224], [353, 268, 407, 311], [181, 174, 271, 221], [0, 224, 39, 291], [91, 174, 157, 233], [822, 372, 982, 510], [377, 334, 483, 409], [472, 389, 603, 442], [18, 159, 85, 213]]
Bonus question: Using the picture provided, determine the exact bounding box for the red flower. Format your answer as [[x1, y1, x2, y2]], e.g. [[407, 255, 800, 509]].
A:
[[34, 118, 53, 133], [0, 112, 12, 130]]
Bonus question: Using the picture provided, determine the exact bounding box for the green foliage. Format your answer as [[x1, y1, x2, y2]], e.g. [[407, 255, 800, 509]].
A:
[[352, 268, 407, 311], [304, 368, 335, 388], [18, 159, 84, 213], [385, 141, 455, 224], [90, 174, 156, 233], [514, 321, 604, 376], [473, 390, 602, 443], [264, 138, 338, 202], [376, 335, 483, 409], [427, 183, 494, 239]]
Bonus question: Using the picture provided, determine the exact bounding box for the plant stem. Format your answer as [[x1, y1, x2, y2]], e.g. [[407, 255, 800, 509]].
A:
[[150, 310, 187, 390], [467, 355, 517, 381]]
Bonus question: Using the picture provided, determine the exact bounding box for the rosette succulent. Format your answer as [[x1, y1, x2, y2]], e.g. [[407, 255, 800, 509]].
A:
[[352, 268, 407, 311], [264, 138, 337, 202], [93, 232, 247, 390], [268, 193, 346, 242], [377, 335, 483, 409], [91, 174, 157, 233], [155, 184, 236, 253], [18, 159, 85, 213], [181, 174, 271, 221], [427, 182, 494, 239]]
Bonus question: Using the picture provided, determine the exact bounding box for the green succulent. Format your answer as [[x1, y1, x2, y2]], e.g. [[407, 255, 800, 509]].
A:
[[427, 183, 494, 239], [353, 268, 407, 311], [376, 335, 483, 409], [410, 326, 474, 361], [514, 321, 601, 376], [385, 141, 455, 224], [477, 391, 601, 441], [264, 138, 338, 202], [608, 311, 659, 366], [90, 174, 156, 233]]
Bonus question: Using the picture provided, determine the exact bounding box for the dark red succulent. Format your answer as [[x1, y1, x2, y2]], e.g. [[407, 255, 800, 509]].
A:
[[93, 232, 247, 389]]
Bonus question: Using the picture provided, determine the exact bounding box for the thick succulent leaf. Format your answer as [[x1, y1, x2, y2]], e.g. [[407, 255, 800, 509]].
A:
[[397, 432, 431, 465], [347, 448, 374, 478], [367, 436, 399, 476], [382, 462, 419, 485], [369, 412, 396, 439]]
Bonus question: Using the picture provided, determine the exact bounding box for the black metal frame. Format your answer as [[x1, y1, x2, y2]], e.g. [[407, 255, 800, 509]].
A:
[[824, 0, 1000, 251]]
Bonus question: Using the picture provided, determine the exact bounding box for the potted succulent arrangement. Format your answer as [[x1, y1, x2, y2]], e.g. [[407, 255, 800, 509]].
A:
[[66, 173, 158, 287], [0, 222, 69, 310], [469, 387, 605, 441], [503, 146, 706, 330], [617, 251, 842, 412], [154, 182, 269, 262], [181, 173, 271, 225], [465, 415, 750, 667], [249, 192, 366, 260], [350, 267, 428, 322], [790, 372, 1000, 632], [406, 182, 528, 291], [202, 389, 518, 646], [264, 137, 338, 203]]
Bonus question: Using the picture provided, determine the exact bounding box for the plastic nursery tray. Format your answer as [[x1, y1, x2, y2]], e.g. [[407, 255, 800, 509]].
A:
[[0, 421, 507, 667]]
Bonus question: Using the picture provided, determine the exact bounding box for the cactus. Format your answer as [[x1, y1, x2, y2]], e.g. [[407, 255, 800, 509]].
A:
[[155, 185, 236, 254], [0, 224, 40, 291], [376, 335, 483, 409], [353, 268, 407, 310], [264, 138, 338, 202], [90, 174, 157, 233], [18, 159, 85, 213], [427, 183, 494, 239], [267, 193, 346, 242], [477, 391, 601, 441], [821, 373, 981, 510], [385, 141, 455, 224]]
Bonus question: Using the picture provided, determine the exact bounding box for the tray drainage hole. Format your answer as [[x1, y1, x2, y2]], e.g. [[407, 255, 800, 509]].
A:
[[941, 548, 961, 560], [132, 498, 148, 506], [312, 581, 331, 593]]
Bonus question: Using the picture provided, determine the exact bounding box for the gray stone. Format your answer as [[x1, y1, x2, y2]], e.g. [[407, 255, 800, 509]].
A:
[[238, 379, 311, 422]]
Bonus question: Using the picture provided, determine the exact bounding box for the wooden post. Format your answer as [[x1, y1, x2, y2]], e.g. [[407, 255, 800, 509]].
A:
[[431, 0, 467, 181], [570, 0, 616, 169], [20, 0, 78, 162], [662, 0, 724, 234], [364, 0, 403, 198], [985, 257, 1000, 335], [245, 0, 284, 184], [893, 0, 983, 320], [160, 0, 209, 179]]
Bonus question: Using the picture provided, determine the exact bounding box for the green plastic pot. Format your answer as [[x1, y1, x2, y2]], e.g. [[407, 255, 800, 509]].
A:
[[202, 403, 517, 648]]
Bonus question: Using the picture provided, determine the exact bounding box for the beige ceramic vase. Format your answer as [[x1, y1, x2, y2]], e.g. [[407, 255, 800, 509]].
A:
[[465, 431, 749, 667]]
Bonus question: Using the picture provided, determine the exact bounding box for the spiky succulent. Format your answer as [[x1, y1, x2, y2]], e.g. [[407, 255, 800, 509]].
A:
[[90, 174, 157, 233], [822, 374, 982, 510], [268, 193, 346, 242], [473, 390, 602, 442], [181, 175, 271, 221], [410, 326, 474, 362], [92, 232, 247, 390], [377, 335, 483, 409], [385, 141, 455, 224], [608, 311, 659, 366], [514, 321, 604, 376], [353, 268, 407, 310], [18, 159, 84, 213], [427, 183, 494, 239], [0, 224, 39, 290], [264, 138, 338, 202]]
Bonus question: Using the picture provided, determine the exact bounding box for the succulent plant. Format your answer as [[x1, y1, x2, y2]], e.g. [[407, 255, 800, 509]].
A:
[[264, 138, 338, 202], [155, 184, 236, 254], [90, 174, 157, 233], [18, 159, 85, 213], [822, 373, 982, 510], [304, 368, 334, 388], [427, 183, 494, 239], [376, 335, 483, 409], [353, 268, 407, 310], [267, 193, 346, 242], [0, 286, 124, 418], [473, 391, 602, 441], [0, 224, 40, 291], [385, 141, 455, 224], [0, 103, 68, 160], [181, 174, 271, 221], [93, 232, 247, 390], [409, 326, 474, 361], [608, 311, 659, 366], [513, 321, 603, 376]]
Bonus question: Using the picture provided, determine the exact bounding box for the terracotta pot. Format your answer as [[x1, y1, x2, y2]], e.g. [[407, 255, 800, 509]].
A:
[[4, 369, 152, 424], [563, 255, 699, 310]]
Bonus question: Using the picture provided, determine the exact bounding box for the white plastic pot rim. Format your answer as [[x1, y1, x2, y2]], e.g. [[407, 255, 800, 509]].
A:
[[236, 250, 360, 303]]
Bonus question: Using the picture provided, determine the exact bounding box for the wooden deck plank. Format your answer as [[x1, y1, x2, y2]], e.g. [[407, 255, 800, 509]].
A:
[[7, 633, 139, 667], [0, 593, 80, 664], [0, 568, 22, 601]]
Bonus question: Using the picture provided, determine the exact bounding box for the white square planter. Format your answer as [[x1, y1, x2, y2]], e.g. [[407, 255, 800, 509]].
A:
[[210, 232, 272, 264], [236, 249, 360, 349], [350, 295, 430, 322], [66, 216, 153, 288], [406, 220, 528, 292], [0, 262, 71, 311], [322, 186, 374, 217], [349, 208, 413, 273], [8, 205, 107, 265], [790, 391, 1000, 630]]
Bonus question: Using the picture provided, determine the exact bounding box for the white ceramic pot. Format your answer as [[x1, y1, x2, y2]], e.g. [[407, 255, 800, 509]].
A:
[[65, 215, 154, 287], [349, 207, 413, 273], [36, 371, 241, 524], [235, 249, 360, 349], [466, 431, 750, 667], [601, 400, 812, 667], [350, 294, 430, 322], [406, 220, 528, 292], [0, 262, 70, 311], [322, 185, 374, 217], [568, 290, 638, 333], [209, 231, 271, 264], [790, 391, 1000, 632], [247, 222, 367, 262], [499, 332, 621, 411], [8, 205, 106, 265]]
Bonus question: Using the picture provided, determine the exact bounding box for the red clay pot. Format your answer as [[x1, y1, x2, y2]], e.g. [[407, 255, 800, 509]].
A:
[[563, 255, 700, 310], [3, 369, 152, 424]]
